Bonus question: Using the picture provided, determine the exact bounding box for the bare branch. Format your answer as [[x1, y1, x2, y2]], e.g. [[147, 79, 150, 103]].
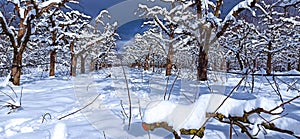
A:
[[58, 93, 101, 120], [214, 0, 223, 17]]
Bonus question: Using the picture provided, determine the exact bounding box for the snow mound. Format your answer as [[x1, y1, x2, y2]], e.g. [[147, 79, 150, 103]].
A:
[[283, 69, 300, 75], [0, 74, 10, 88], [143, 94, 282, 132], [51, 122, 67, 139]]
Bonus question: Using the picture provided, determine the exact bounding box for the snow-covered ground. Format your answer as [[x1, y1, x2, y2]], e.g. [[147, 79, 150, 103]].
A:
[[0, 67, 300, 139]]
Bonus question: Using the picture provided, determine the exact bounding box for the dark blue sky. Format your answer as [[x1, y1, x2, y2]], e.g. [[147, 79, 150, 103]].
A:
[[73, 0, 242, 41], [76, 0, 242, 19], [72, 0, 147, 41], [77, 0, 125, 18], [74, 0, 162, 41]]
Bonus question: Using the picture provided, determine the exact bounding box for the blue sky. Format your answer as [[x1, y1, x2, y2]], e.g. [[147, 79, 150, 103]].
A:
[[75, 0, 164, 41], [77, 0, 125, 18], [77, 0, 242, 19], [74, 0, 242, 41]]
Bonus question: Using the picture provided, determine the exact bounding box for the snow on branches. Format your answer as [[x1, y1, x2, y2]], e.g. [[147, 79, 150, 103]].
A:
[[222, 0, 300, 72], [0, 0, 83, 85]]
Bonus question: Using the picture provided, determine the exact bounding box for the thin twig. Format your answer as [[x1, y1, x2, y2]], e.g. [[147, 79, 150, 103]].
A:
[[232, 125, 239, 137], [0, 90, 16, 103], [120, 100, 129, 118], [58, 93, 101, 120], [269, 113, 288, 123], [42, 113, 52, 123], [0, 100, 15, 106], [214, 76, 246, 114], [230, 121, 233, 139], [20, 87, 23, 106], [276, 77, 300, 92], [168, 74, 179, 100], [265, 76, 283, 103], [164, 76, 170, 100], [103, 131, 107, 139], [192, 75, 247, 139], [181, 92, 194, 103], [206, 81, 213, 93], [147, 131, 151, 139], [269, 95, 300, 113], [213, 70, 300, 77], [251, 72, 255, 93], [138, 99, 143, 120], [7, 85, 18, 99], [286, 80, 298, 92], [121, 65, 132, 130]]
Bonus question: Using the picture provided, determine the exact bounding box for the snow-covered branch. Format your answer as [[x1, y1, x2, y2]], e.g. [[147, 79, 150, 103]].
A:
[[0, 12, 16, 48], [216, 0, 259, 39]]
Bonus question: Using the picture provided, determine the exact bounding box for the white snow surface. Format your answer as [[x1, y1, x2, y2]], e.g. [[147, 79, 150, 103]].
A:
[[0, 74, 10, 88], [51, 122, 67, 139], [0, 67, 299, 139]]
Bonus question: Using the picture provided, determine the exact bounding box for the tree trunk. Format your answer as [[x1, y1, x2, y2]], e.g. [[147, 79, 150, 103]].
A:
[[49, 49, 56, 77], [195, 1, 210, 81], [10, 50, 22, 85], [227, 60, 230, 72], [70, 41, 77, 76], [253, 59, 257, 71], [298, 49, 300, 71], [236, 53, 243, 70], [80, 55, 85, 74], [197, 47, 208, 81], [152, 54, 155, 72], [196, 26, 210, 81], [288, 62, 292, 71], [49, 15, 57, 77], [166, 25, 175, 76], [71, 55, 77, 77], [80, 55, 86, 74], [166, 57, 172, 76], [266, 42, 272, 75], [166, 43, 174, 76], [144, 53, 150, 71], [89, 58, 94, 72], [298, 62, 300, 72]]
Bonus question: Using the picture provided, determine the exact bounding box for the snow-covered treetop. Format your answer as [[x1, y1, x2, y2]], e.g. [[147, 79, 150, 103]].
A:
[[0, 0, 81, 50], [137, 0, 268, 51], [73, 10, 118, 58]]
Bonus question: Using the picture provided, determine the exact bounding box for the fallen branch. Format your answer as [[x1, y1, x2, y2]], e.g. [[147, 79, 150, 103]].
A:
[[142, 122, 205, 139], [208, 94, 300, 138], [260, 122, 299, 138], [41, 113, 52, 123], [58, 93, 101, 120]]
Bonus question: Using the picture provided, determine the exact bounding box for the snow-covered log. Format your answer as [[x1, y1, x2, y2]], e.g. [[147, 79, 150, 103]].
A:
[[141, 93, 294, 138]]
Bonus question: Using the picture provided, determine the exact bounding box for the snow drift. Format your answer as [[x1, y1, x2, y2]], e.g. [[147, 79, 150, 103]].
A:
[[143, 93, 284, 133]]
